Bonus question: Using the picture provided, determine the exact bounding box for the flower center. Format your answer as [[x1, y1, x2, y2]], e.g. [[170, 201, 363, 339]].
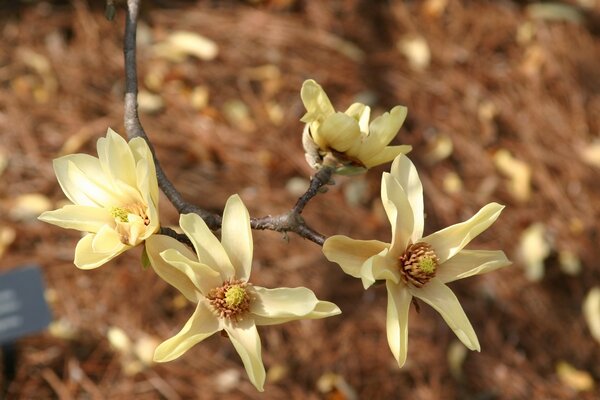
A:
[[110, 203, 151, 245], [207, 279, 252, 321], [398, 242, 439, 288]]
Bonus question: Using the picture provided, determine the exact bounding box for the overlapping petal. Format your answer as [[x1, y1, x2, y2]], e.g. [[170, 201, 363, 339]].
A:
[[74, 233, 127, 270], [322, 235, 388, 278], [389, 154, 424, 241], [317, 112, 362, 152], [38, 205, 112, 232], [221, 195, 253, 281], [300, 79, 335, 123], [360, 105, 408, 160], [381, 173, 414, 257], [97, 129, 137, 188], [362, 145, 412, 169]]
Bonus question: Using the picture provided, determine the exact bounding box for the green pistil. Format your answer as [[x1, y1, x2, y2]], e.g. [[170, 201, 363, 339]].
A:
[[225, 285, 247, 308], [418, 257, 437, 275], [110, 207, 129, 223]]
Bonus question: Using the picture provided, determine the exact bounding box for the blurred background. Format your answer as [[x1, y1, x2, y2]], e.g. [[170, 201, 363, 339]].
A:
[[1, 0, 599, 398]]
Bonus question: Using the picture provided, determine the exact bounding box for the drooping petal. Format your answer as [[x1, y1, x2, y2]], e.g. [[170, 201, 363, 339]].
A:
[[361, 252, 400, 289], [389, 154, 424, 241], [317, 112, 362, 152], [221, 195, 253, 281], [323, 235, 389, 278], [360, 105, 407, 160], [409, 279, 480, 351], [161, 249, 223, 297], [153, 300, 220, 362], [362, 145, 412, 169], [224, 319, 265, 392], [97, 129, 137, 188], [38, 205, 112, 233], [54, 155, 123, 207], [300, 79, 335, 123], [179, 213, 235, 279], [385, 281, 412, 367], [251, 287, 340, 325], [381, 173, 414, 257], [422, 203, 504, 263], [73, 233, 127, 270], [130, 136, 159, 207], [145, 235, 203, 302], [437, 249, 511, 284]]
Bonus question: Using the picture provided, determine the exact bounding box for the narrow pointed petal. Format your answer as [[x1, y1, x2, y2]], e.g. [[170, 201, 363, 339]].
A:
[[221, 195, 253, 281], [323, 235, 389, 278], [54, 155, 123, 207], [225, 320, 265, 392], [437, 250, 511, 284], [146, 235, 202, 302], [38, 205, 112, 233], [251, 287, 340, 326], [389, 154, 424, 241], [161, 249, 223, 297], [410, 279, 480, 351], [153, 300, 220, 362], [97, 129, 137, 187], [74, 233, 127, 270], [361, 252, 400, 288], [318, 112, 361, 152], [130, 136, 159, 207], [385, 281, 412, 367], [360, 105, 407, 159], [422, 203, 504, 263], [179, 213, 235, 279], [300, 79, 335, 123], [381, 173, 414, 257], [362, 145, 412, 169]]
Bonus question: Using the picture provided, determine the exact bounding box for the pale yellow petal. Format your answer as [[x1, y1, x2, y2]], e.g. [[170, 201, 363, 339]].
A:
[[224, 319, 265, 392], [318, 112, 361, 152], [437, 250, 511, 284], [361, 145, 412, 169], [38, 205, 112, 233], [423, 203, 504, 263], [360, 105, 407, 159], [381, 173, 413, 257], [323, 235, 389, 278], [179, 213, 235, 279], [54, 155, 122, 207], [161, 248, 222, 297], [145, 235, 202, 302], [300, 79, 334, 123], [97, 128, 137, 188], [130, 136, 159, 207], [344, 103, 371, 134], [251, 287, 340, 325], [410, 279, 480, 351], [74, 233, 127, 270], [385, 281, 412, 367], [221, 195, 253, 281], [92, 225, 124, 253], [153, 300, 220, 362], [389, 154, 424, 241], [361, 252, 400, 288]]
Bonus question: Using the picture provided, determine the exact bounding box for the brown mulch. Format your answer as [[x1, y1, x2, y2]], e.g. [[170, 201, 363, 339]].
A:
[[1, 0, 599, 398]]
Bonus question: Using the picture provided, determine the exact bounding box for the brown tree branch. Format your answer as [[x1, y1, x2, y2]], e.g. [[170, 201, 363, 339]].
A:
[[122, 0, 330, 246]]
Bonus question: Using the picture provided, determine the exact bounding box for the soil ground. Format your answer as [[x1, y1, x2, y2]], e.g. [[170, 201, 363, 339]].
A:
[[1, 0, 600, 399]]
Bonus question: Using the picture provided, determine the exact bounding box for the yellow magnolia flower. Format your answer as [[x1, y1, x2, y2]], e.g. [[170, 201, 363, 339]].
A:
[[39, 128, 159, 269], [323, 154, 510, 367], [300, 79, 412, 174], [146, 195, 341, 391]]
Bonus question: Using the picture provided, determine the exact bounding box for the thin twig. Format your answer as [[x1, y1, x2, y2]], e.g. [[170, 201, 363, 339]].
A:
[[122, 0, 329, 246]]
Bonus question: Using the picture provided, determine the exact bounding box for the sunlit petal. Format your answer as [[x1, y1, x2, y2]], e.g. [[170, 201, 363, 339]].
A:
[[437, 250, 511, 284], [422, 203, 504, 263], [360, 105, 407, 159], [381, 173, 413, 257], [38, 205, 112, 233], [92, 225, 124, 253], [362, 145, 412, 169], [319, 112, 362, 152], [300, 79, 335, 123], [74, 233, 127, 270], [161, 249, 223, 297], [225, 319, 265, 392], [389, 154, 424, 241], [221, 195, 253, 281], [153, 300, 220, 362], [97, 128, 137, 188], [410, 279, 480, 351], [323, 235, 389, 278], [130, 136, 159, 207], [361, 252, 400, 288]]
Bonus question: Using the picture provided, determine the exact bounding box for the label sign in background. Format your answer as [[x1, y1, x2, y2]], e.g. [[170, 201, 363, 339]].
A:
[[0, 266, 52, 344]]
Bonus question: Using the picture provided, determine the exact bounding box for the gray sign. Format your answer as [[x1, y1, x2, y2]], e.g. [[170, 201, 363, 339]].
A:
[[0, 266, 52, 344]]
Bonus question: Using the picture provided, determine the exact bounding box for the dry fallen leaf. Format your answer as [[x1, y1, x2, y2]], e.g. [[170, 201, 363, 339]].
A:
[[0, 226, 16, 260], [10, 193, 53, 221], [138, 90, 165, 114], [443, 172, 463, 195], [580, 141, 600, 168], [494, 149, 532, 202], [558, 250, 582, 276], [518, 223, 551, 281], [583, 287, 600, 345], [447, 340, 468, 380], [556, 361, 595, 392], [397, 35, 431, 71], [425, 133, 453, 164], [222, 99, 255, 132], [153, 31, 219, 62], [527, 3, 584, 23]]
